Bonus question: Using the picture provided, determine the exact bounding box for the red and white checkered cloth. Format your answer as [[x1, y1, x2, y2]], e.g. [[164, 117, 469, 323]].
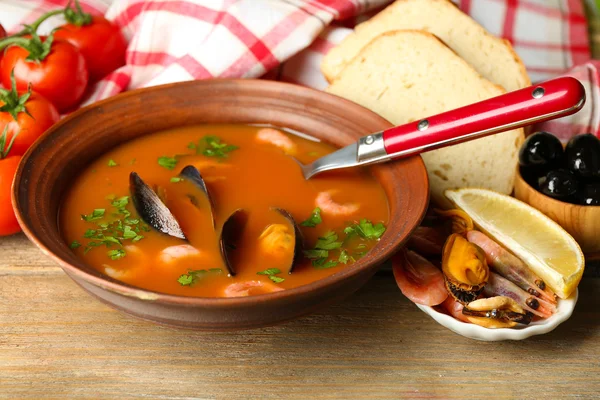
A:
[[0, 0, 598, 141]]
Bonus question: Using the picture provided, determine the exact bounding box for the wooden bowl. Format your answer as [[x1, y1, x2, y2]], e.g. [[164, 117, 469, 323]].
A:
[[12, 79, 429, 330], [514, 167, 600, 255]]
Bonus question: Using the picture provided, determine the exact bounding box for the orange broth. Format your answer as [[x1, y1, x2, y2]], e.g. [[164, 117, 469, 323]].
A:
[[60, 124, 389, 297]]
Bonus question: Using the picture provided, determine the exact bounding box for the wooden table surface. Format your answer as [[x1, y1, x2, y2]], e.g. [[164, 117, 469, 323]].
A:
[[2, 234, 599, 399]]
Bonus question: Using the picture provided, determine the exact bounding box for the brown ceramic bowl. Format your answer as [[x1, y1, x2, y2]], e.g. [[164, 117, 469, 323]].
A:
[[12, 79, 429, 330], [514, 167, 600, 256]]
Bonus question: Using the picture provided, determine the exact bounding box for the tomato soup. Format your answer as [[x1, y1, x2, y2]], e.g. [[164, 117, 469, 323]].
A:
[[60, 124, 389, 297]]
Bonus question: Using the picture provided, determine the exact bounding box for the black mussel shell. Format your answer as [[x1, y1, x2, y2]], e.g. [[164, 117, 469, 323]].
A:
[[129, 172, 187, 240], [219, 209, 248, 276], [565, 133, 600, 180], [179, 165, 215, 228], [538, 169, 578, 202], [273, 207, 305, 274]]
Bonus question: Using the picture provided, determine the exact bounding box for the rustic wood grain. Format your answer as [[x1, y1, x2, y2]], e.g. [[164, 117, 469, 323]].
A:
[[1, 234, 600, 399]]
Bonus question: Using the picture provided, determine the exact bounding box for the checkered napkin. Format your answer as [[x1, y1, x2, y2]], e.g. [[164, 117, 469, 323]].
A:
[[0, 0, 597, 140]]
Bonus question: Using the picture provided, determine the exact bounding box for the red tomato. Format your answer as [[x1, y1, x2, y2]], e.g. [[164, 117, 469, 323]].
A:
[[0, 155, 21, 236], [0, 92, 59, 156], [0, 37, 88, 113], [55, 16, 126, 82], [0, 24, 5, 64]]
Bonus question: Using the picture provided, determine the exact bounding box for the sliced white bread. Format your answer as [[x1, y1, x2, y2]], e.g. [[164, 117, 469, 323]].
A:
[[326, 30, 524, 207], [321, 0, 530, 92]]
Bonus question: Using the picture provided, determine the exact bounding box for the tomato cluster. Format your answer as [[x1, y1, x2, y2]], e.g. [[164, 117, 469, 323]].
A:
[[0, 2, 127, 236]]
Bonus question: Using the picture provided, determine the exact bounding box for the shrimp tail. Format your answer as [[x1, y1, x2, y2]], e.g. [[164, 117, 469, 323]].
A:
[[466, 230, 557, 305]]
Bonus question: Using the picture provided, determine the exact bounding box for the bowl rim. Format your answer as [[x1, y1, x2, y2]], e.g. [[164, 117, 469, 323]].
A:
[[516, 166, 600, 209], [416, 289, 578, 341], [12, 78, 430, 306]]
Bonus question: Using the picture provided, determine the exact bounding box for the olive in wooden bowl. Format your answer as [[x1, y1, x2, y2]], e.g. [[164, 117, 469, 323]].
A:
[[514, 132, 600, 254]]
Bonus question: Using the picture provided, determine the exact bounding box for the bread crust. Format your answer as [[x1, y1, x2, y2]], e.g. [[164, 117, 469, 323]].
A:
[[321, 0, 530, 91]]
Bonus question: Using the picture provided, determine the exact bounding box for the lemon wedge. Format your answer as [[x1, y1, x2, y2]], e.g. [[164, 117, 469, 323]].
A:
[[445, 188, 584, 299]]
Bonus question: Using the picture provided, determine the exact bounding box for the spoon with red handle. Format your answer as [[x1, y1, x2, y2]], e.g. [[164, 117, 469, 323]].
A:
[[298, 77, 586, 179]]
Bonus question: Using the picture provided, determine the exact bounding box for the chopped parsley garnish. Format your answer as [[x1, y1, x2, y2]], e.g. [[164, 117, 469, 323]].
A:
[[301, 218, 387, 269], [129, 158, 136, 165], [107, 159, 118, 167], [77, 196, 149, 258], [344, 219, 386, 240], [190, 136, 238, 159], [170, 177, 183, 183], [158, 156, 178, 170], [303, 231, 343, 269], [107, 249, 126, 260], [339, 250, 354, 264], [177, 268, 223, 286], [300, 207, 322, 227], [256, 267, 285, 283], [315, 231, 343, 250], [111, 196, 129, 208], [257, 268, 281, 276], [81, 209, 105, 222], [70, 240, 81, 249]]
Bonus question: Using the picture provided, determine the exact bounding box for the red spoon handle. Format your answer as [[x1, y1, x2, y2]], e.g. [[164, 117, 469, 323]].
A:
[[381, 77, 586, 157]]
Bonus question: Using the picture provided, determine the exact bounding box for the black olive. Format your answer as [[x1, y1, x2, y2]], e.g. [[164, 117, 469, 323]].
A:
[[519, 131, 564, 170], [565, 133, 600, 180], [538, 169, 578, 202], [579, 183, 600, 206], [519, 166, 541, 189]]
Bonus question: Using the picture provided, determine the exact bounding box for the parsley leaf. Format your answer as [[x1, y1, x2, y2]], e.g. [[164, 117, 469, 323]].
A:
[[107, 159, 118, 167], [315, 231, 342, 250], [177, 274, 194, 286], [122, 225, 137, 239], [70, 240, 81, 249], [170, 177, 183, 183], [111, 196, 129, 208], [81, 209, 105, 222], [257, 268, 281, 276], [191, 136, 238, 158], [344, 219, 386, 240], [303, 249, 329, 259], [107, 249, 126, 260], [339, 250, 353, 264], [158, 156, 178, 170], [313, 259, 338, 269], [177, 268, 222, 286], [300, 207, 322, 227], [269, 276, 285, 283]]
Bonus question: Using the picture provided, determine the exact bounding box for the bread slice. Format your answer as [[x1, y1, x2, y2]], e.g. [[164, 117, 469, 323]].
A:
[[321, 0, 530, 92], [326, 30, 524, 207]]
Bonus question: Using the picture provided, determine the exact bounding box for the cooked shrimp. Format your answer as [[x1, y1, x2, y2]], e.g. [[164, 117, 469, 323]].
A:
[[223, 280, 284, 297], [483, 272, 555, 318], [158, 244, 204, 266], [406, 226, 447, 256], [103, 245, 146, 281], [255, 128, 297, 155], [315, 191, 359, 216], [467, 230, 557, 304], [392, 249, 448, 306]]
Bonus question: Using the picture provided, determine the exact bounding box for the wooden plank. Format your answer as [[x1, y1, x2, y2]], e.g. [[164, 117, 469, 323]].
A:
[[1, 261, 599, 399]]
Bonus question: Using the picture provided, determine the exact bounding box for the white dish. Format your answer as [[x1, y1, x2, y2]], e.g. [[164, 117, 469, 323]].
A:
[[416, 289, 578, 341]]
